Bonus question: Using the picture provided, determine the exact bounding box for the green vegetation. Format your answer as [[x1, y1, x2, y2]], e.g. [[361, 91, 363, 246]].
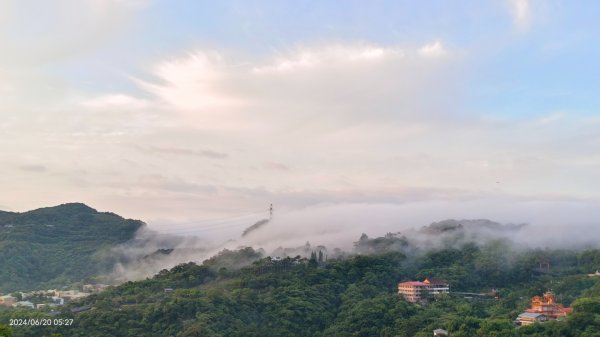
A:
[[0, 324, 12, 337], [0, 203, 144, 292], [0, 213, 598, 336], [1, 241, 598, 337]]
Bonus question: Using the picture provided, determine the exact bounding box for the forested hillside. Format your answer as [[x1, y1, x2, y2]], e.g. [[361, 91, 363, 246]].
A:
[[0, 203, 144, 292], [2, 237, 599, 337]]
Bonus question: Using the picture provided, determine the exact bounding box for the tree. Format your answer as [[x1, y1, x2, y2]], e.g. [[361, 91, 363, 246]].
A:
[[0, 325, 11, 337], [309, 251, 318, 268], [477, 319, 516, 337]]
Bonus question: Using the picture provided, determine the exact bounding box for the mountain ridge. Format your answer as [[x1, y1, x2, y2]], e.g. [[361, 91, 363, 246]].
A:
[[0, 203, 144, 292]]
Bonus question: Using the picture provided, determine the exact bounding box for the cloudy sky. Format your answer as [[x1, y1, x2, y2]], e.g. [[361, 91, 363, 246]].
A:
[[1, 0, 600, 238]]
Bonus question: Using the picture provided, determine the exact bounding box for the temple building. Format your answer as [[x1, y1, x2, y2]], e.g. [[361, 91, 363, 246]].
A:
[[516, 291, 571, 326]]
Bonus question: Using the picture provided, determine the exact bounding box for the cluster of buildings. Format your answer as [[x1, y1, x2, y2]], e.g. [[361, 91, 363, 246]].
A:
[[516, 291, 572, 326], [0, 284, 110, 310], [396, 277, 574, 332], [397, 278, 450, 303], [0, 292, 62, 309]]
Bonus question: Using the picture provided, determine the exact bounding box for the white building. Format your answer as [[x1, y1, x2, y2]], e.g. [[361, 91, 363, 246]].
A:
[[13, 301, 35, 309]]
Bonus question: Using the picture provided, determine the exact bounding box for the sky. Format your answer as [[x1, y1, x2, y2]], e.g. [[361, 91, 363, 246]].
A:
[[1, 0, 600, 239]]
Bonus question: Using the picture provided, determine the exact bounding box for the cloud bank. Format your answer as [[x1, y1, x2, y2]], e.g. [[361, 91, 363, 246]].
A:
[[1, 39, 599, 244]]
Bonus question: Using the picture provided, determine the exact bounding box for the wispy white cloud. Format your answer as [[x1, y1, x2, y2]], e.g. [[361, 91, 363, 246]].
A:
[[507, 0, 532, 31], [81, 94, 151, 110], [134, 51, 248, 129], [134, 43, 455, 133], [252, 45, 403, 73], [418, 41, 448, 58], [136, 145, 228, 159]]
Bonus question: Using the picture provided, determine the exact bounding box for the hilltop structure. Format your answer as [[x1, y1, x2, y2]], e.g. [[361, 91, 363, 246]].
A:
[[398, 278, 449, 303], [516, 291, 571, 326]]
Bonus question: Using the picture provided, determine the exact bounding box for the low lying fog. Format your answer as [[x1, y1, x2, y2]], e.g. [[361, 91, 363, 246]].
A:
[[110, 198, 600, 281]]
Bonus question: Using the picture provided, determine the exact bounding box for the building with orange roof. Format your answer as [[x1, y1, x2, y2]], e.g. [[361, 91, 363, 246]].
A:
[[516, 291, 571, 325], [525, 291, 571, 319], [397, 278, 449, 303]]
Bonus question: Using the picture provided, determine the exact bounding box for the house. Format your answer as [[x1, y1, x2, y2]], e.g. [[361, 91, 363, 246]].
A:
[[12, 301, 34, 309], [83, 284, 110, 293], [398, 278, 450, 303], [516, 312, 548, 326], [433, 328, 449, 336], [0, 295, 17, 306], [57, 290, 89, 301], [51, 296, 64, 305], [588, 270, 600, 277]]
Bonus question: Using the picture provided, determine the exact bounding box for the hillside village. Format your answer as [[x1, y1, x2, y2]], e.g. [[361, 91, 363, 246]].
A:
[[0, 284, 109, 311]]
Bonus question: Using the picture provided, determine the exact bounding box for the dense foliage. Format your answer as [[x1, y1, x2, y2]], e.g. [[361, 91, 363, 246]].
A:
[[0, 203, 144, 292], [1, 243, 599, 337]]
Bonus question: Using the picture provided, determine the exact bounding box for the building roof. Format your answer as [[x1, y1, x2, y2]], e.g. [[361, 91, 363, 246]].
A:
[[518, 312, 546, 318], [71, 305, 92, 313], [399, 278, 449, 287], [399, 281, 427, 286], [14, 301, 34, 306], [424, 278, 448, 285]]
